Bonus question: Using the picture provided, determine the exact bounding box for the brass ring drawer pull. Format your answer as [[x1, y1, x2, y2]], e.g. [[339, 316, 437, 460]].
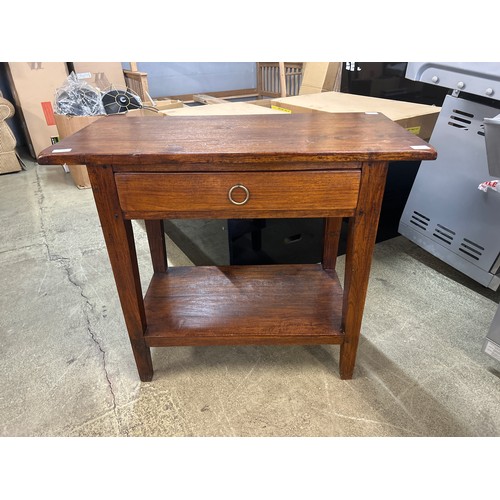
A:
[[228, 184, 250, 205]]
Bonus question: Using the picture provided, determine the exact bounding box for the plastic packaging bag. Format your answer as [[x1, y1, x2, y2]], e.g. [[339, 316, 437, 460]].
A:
[[54, 72, 105, 116], [478, 180, 500, 193]]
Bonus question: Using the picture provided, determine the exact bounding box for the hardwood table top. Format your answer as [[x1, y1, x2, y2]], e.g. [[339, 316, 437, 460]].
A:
[[37, 113, 437, 167]]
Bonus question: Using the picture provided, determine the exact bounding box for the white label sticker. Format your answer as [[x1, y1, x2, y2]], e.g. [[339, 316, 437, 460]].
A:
[[485, 340, 500, 362], [52, 148, 72, 153], [365, 112, 379, 114], [76, 72, 92, 79], [411, 145, 431, 150]]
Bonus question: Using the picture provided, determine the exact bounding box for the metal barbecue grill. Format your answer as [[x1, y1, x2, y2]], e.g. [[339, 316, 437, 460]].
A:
[[399, 62, 500, 290], [398, 62, 500, 364]]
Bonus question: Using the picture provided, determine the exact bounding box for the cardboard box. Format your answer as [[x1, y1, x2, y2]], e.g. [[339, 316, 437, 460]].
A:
[[153, 98, 184, 111], [160, 102, 287, 116], [270, 91, 441, 141], [6, 62, 69, 157], [299, 63, 342, 95], [54, 114, 100, 188], [54, 109, 164, 189], [71, 62, 126, 91], [246, 99, 274, 108]]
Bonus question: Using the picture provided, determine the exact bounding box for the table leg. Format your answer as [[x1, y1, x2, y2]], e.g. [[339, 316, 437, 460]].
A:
[[322, 217, 343, 270], [87, 165, 153, 382], [145, 220, 168, 273], [340, 162, 388, 379]]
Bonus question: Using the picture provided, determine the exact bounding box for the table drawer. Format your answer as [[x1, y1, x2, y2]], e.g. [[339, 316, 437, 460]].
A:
[[115, 171, 361, 218]]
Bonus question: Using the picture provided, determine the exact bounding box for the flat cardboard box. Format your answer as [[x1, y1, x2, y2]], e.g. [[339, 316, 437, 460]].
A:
[[160, 102, 287, 116], [71, 62, 126, 91], [6, 62, 69, 157], [153, 98, 184, 111], [246, 99, 274, 108], [270, 91, 441, 141], [54, 109, 164, 189]]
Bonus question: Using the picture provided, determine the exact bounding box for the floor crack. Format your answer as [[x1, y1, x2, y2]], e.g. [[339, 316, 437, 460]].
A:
[[68, 268, 118, 413], [34, 166, 118, 415]]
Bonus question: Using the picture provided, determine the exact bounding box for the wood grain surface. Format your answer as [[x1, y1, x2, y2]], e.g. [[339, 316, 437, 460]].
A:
[[115, 170, 360, 219], [87, 165, 153, 381], [144, 264, 344, 346], [37, 113, 437, 167]]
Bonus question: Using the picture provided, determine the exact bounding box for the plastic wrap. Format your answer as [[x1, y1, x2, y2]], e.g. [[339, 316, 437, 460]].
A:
[[54, 72, 105, 116], [478, 180, 500, 193]]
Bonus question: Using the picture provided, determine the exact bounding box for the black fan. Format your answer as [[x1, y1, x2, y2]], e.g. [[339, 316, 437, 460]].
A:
[[101, 88, 142, 114]]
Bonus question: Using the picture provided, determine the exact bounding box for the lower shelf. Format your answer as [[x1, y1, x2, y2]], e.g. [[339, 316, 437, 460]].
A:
[[144, 264, 344, 346]]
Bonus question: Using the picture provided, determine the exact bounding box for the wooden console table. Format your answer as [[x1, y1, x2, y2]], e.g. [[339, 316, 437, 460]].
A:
[[38, 113, 436, 382]]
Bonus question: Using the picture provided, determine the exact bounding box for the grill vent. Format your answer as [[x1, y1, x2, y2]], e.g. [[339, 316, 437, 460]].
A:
[[432, 223, 455, 245], [459, 238, 484, 260], [410, 211, 430, 230], [448, 109, 473, 130], [478, 123, 485, 137]]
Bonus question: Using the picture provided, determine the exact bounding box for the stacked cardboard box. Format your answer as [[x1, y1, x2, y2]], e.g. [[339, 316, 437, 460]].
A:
[[71, 62, 127, 90], [268, 91, 441, 141], [6, 62, 69, 157], [161, 102, 287, 116]]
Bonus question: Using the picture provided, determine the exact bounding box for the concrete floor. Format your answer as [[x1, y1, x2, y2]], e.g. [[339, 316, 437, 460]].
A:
[[1, 157, 500, 438]]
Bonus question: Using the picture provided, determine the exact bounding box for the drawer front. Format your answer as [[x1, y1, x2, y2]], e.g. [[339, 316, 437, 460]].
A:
[[115, 171, 361, 218]]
